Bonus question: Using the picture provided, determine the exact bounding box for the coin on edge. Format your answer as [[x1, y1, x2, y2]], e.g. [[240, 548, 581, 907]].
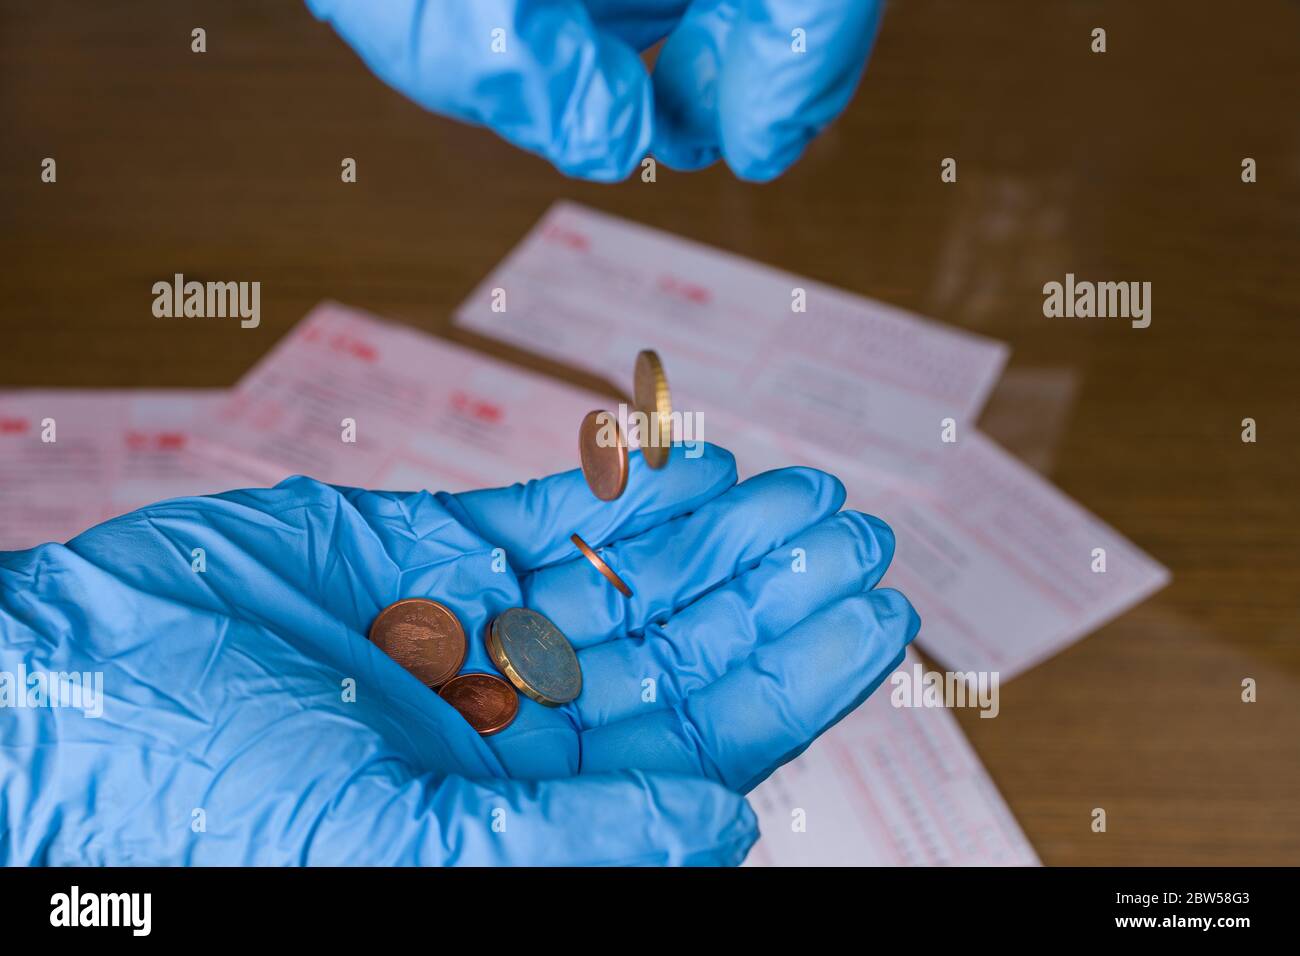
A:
[[368, 598, 467, 688], [570, 532, 633, 598], [439, 673, 519, 735], [578, 409, 628, 501], [633, 349, 673, 469], [486, 607, 583, 706]]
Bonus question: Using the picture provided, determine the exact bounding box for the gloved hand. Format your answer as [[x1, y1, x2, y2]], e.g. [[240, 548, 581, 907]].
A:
[[304, 0, 885, 181], [0, 444, 916, 865]]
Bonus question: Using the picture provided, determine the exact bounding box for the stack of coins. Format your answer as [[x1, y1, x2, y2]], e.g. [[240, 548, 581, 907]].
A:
[[369, 599, 582, 736], [572, 349, 672, 598]]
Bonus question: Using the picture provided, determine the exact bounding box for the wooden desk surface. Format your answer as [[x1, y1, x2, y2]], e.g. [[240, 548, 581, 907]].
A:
[[2, 0, 1297, 865]]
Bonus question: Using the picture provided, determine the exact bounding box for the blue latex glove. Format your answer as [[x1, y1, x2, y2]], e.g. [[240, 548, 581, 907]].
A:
[[0, 444, 916, 865], [304, 0, 884, 181]]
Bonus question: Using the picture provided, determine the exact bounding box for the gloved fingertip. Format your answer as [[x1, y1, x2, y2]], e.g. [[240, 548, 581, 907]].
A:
[[837, 511, 897, 571], [547, 40, 654, 182], [637, 773, 759, 865], [725, 132, 810, 183], [690, 442, 738, 482], [867, 587, 922, 647], [824, 471, 848, 512], [646, 0, 733, 174], [648, 142, 722, 173], [717, 0, 885, 182], [650, 441, 737, 494], [552, 138, 649, 183], [760, 465, 846, 515], [703, 796, 760, 866], [648, 78, 721, 172]]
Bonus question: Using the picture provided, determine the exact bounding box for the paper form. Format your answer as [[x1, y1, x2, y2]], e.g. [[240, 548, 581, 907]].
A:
[[188, 302, 608, 494], [710, 419, 1170, 679], [867, 431, 1170, 679], [454, 201, 1010, 486], [0, 390, 244, 551], [747, 649, 1038, 866]]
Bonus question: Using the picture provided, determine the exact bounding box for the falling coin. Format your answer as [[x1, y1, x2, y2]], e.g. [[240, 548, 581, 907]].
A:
[[368, 598, 467, 688], [439, 673, 519, 736], [633, 349, 673, 469], [578, 409, 628, 501], [486, 607, 583, 707], [570, 533, 633, 598]]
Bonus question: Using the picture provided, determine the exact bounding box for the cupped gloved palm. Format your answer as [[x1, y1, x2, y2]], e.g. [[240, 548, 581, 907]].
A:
[[0, 444, 917, 865], [304, 0, 885, 181]]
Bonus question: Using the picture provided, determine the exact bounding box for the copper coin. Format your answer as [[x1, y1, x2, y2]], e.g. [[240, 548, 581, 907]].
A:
[[368, 598, 466, 688], [578, 409, 628, 501], [570, 533, 634, 598], [633, 350, 673, 470], [439, 673, 519, 735]]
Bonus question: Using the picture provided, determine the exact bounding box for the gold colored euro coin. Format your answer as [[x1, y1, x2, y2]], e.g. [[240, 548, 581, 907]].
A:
[[633, 349, 672, 470], [486, 608, 582, 707]]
